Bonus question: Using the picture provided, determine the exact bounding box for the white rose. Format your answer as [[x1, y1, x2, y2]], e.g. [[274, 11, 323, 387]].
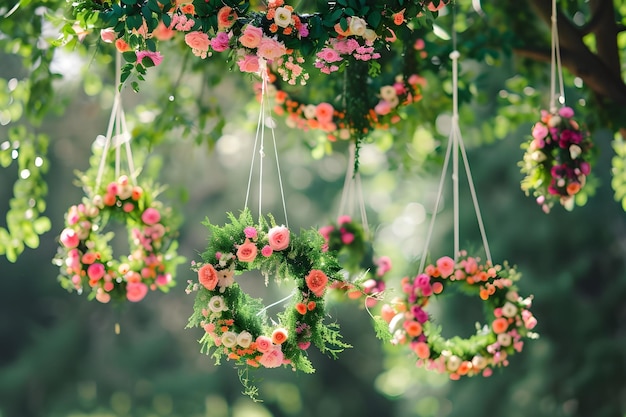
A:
[[502, 301, 518, 318], [221, 331, 238, 348], [497, 332, 512, 347], [548, 115, 561, 127], [274, 6, 292, 28], [237, 331, 253, 348], [339, 128, 351, 140], [446, 355, 461, 372], [349, 16, 367, 37], [208, 295, 227, 313], [380, 85, 397, 101], [218, 269, 235, 289], [363, 28, 377, 42], [118, 184, 133, 200], [531, 151, 546, 162], [569, 144, 582, 159], [471, 355, 487, 370], [303, 104, 317, 119]]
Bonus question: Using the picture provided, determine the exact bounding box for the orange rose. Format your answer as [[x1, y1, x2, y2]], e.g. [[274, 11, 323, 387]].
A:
[[236, 238, 258, 262], [217, 6, 237, 30], [271, 328, 288, 344], [305, 269, 328, 297], [198, 264, 219, 290]]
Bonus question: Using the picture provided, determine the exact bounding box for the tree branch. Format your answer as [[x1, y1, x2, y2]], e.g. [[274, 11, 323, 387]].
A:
[[524, 0, 626, 108]]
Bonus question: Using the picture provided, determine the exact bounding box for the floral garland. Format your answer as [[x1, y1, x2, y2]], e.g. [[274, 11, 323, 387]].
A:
[[520, 106, 595, 213], [54, 175, 184, 303], [69, 0, 446, 86], [187, 209, 350, 398], [379, 251, 538, 379], [319, 215, 390, 307]]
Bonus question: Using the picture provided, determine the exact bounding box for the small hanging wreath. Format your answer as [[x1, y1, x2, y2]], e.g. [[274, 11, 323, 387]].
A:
[[319, 215, 389, 307], [187, 209, 350, 398], [54, 175, 183, 303], [520, 107, 596, 213], [379, 251, 538, 379]]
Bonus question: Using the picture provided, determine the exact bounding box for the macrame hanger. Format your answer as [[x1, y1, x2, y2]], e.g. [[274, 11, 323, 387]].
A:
[[549, 0, 566, 113], [337, 142, 370, 235], [418, 1, 492, 271], [95, 52, 138, 190], [244, 59, 289, 228]]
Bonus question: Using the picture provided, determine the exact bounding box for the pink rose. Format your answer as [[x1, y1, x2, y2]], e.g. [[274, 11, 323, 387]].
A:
[[236, 238, 258, 262], [237, 54, 260, 73], [185, 31, 211, 51], [141, 208, 161, 225], [60, 228, 80, 248], [267, 225, 290, 250], [532, 123, 548, 141], [558, 106, 574, 118], [315, 102, 334, 124], [95, 288, 111, 303], [136, 50, 163, 66], [316, 47, 342, 63], [257, 37, 287, 61], [261, 245, 273, 257], [255, 335, 272, 353], [211, 31, 230, 52], [156, 274, 171, 286], [87, 263, 105, 281], [244, 226, 258, 239], [239, 25, 263, 49], [126, 282, 148, 302], [376, 256, 392, 276], [436, 256, 455, 278], [341, 232, 354, 244], [374, 100, 392, 115], [318, 225, 334, 240], [100, 28, 116, 43], [153, 21, 175, 41], [298, 341, 311, 350], [337, 215, 351, 224], [259, 345, 284, 368]]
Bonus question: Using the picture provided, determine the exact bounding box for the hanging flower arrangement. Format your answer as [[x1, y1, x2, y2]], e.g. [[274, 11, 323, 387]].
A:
[[187, 209, 350, 399], [520, 106, 596, 212], [379, 251, 538, 379], [67, 0, 446, 87], [54, 175, 184, 303], [319, 215, 389, 307]]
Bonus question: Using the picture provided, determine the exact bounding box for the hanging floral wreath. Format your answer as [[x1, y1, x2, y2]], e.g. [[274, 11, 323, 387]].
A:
[[319, 215, 390, 307], [54, 175, 184, 303], [67, 0, 446, 87], [186, 209, 350, 398], [379, 251, 538, 379], [520, 106, 596, 213]]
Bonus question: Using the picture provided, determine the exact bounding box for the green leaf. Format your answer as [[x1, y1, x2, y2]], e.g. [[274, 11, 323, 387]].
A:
[[33, 216, 51, 234]]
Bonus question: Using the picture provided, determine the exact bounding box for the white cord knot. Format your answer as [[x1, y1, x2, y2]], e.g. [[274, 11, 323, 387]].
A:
[[449, 50, 460, 60]]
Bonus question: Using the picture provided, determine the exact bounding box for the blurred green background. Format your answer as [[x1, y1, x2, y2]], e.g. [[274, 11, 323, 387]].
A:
[[2, 2, 626, 417]]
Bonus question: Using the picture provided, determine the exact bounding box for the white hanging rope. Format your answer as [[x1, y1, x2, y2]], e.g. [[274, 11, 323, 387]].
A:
[[337, 143, 369, 234], [419, 33, 493, 268], [95, 52, 137, 189], [256, 290, 296, 316], [549, 0, 565, 112], [243, 60, 289, 227]]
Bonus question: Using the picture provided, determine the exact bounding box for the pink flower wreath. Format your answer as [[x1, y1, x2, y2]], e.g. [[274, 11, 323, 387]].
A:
[[54, 175, 183, 303], [379, 251, 538, 379]]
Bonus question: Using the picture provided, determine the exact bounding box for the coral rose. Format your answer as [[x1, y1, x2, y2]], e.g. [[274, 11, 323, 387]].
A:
[[305, 269, 328, 297], [198, 263, 219, 290], [239, 25, 263, 49], [237, 238, 258, 262], [126, 282, 148, 302]]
